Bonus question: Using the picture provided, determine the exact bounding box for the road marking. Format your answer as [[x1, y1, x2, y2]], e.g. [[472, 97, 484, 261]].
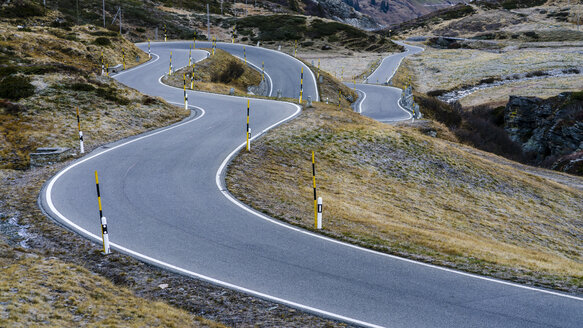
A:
[[43, 43, 583, 328]]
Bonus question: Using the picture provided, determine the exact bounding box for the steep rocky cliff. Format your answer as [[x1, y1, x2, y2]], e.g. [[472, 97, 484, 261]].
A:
[[505, 92, 583, 175]]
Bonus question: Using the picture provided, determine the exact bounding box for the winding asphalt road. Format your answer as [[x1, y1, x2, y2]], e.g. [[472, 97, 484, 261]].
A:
[[40, 41, 583, 327]]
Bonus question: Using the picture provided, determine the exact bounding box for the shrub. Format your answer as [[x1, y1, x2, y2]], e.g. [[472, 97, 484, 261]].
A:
[[1, 1, 45, 18], [69, 82, 95, 92], [0, 75, 35, 100], [212, 60, 245, 84], [0, 99, 27, 115], [93, 37, 112, 46]]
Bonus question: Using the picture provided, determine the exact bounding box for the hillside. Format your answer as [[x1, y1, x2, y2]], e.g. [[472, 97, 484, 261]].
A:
[[0, 1, 348, 326], [226, 102, 583, 293]]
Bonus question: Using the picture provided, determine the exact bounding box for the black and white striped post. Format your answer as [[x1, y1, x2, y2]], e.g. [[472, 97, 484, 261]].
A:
[[76, 107, 84, 154], [94, 171, 111, 255], [299, 67, 303, 104], [100, 51, 105, 76], [317, 197, 322, 230], [246, 99, 251, 151], [312, 151, 318, 229]]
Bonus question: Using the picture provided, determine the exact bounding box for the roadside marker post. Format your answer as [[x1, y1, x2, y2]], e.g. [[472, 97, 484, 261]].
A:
[[212, 37, 216, 55], [194, 35, 196, 49], [100, 51, 105, 76], [95, 171, 111, 255], [299, 67, 303, 104], [294, 40, 297, 57], [338, 90, 341, 108], [122, 49, 125, 70], [169, 51, 173, 75], [244, 46, 247, 64], [232, 26, 235, 43], [164, 24, 167, 42], [148, 39, 151, 58], [317, 197, 322, 230], [183, 74, 188, 110], [246, 100, 251, 151], [317, 59, 320, 80], [261, 61, 265, 81], [106, 63, 109, 77], [191, 64, 195, 89], [189, 45, 192, 67], [312, 151, 318, 229], [76, 107, 84, 154]]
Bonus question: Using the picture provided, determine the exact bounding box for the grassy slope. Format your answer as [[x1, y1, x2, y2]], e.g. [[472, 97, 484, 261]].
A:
[[163, 48, 262, 96], [0, 240, 223, 328], [226, 103, 583, 293], [0, 8, 224, 327]]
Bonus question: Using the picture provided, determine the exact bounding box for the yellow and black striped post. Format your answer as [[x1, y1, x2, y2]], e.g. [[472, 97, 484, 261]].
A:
[[169, 51, 173, 75], [122, 49, 125, 70], [246, 99, 250, 151], [193, 35, 196, 49], [338, 90, 341, 108], [261, 61, 265, 81], [312, 151, 317, 229], [76, 107, 84, 154], [95, 171, 110, 254], [183, 73, 188, 110], [189, 45, 192, 67], [212, 36, 216, 55], [148, 38, 151, 58], [164, 24, 167, 42], [299, 67, 303, 104], [191, 64, 195, 89], [317, 59, 320, 80], [232, 26, 235, 43]]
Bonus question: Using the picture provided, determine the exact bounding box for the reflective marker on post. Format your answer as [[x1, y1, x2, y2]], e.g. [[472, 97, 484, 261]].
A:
[[95, 171, 111, 255], [76, 107, 84, 154], [101, 216, 111, 254], [317, 197, 322, 230]]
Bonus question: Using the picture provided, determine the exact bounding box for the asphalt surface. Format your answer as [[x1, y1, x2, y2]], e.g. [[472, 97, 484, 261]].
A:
[[40, 41, 583, 327]]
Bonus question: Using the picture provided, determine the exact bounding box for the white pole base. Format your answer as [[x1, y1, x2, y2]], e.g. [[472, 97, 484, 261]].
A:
[[101, 216, 111, 255], [317, 197, 322, 229]]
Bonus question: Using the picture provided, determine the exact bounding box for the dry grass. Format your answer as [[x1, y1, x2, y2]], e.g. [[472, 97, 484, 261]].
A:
[[0, 241, 224, 328], [163, 48, 262, 96], [226, 103, 583, 292], [404, 46, 583, 94], [459, 75, 583, 107]]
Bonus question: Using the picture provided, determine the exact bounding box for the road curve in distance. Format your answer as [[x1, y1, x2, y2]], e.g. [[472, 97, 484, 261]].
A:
[[40, 42, 583, 328]]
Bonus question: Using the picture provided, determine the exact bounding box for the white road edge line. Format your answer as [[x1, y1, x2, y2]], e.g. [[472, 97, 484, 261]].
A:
[[233, 55, 274, 97], [43, 99, 383, 328], [43, 46, 582, 328]]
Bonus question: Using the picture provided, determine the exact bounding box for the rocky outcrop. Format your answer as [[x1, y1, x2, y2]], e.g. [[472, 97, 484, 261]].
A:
[[303, 0, 381, 29], [504, 92, 583, 175]]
